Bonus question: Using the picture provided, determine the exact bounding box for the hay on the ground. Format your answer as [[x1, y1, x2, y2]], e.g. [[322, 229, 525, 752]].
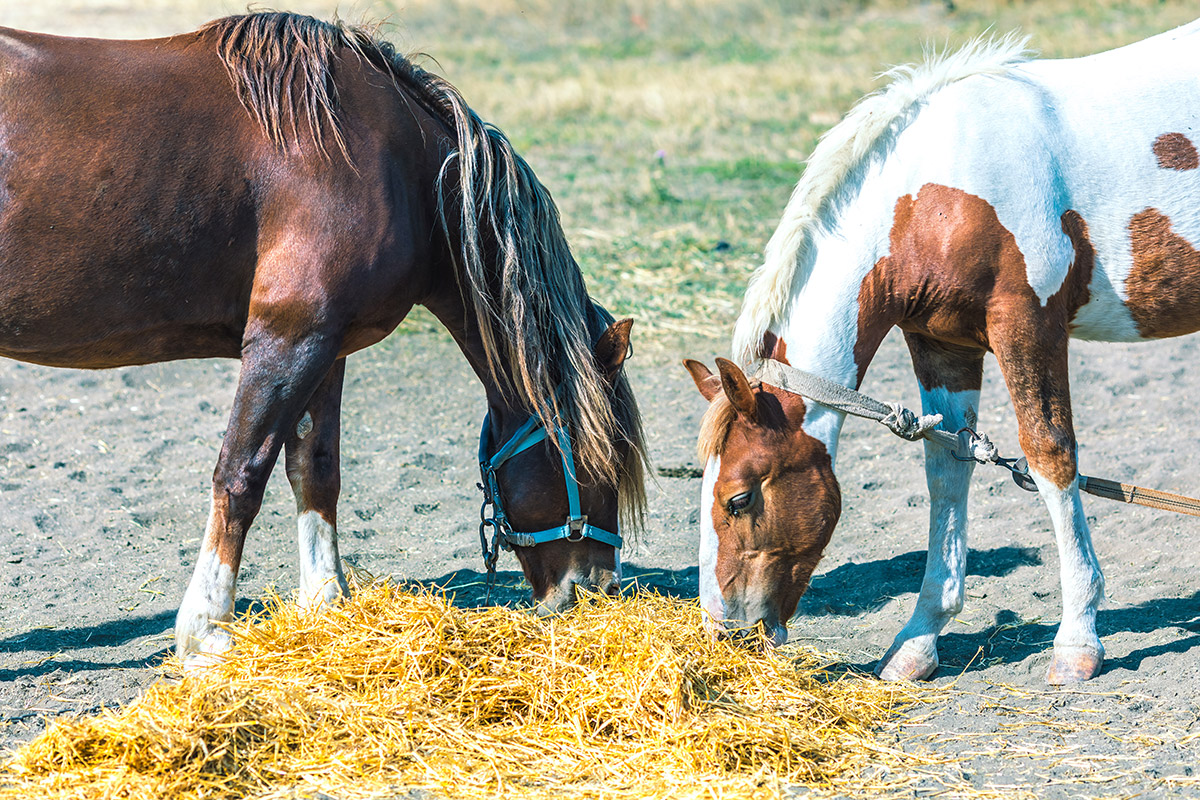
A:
[[1, 582, 923, 799]]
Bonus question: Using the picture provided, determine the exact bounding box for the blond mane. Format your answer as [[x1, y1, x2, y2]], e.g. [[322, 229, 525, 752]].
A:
[[697, 393, 737, 463], [732, 32, 1031, 364], [204, 12, 647, 529]]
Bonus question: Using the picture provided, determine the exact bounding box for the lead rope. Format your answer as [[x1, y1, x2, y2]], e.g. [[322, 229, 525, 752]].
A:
[[755, 359, 1200, 518]]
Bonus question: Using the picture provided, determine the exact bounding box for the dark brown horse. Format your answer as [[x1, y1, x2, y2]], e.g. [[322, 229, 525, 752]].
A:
[[0, 12, 646, 667]]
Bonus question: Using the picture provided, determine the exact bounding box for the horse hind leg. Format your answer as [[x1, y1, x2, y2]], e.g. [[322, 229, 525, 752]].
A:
[[877, 336, 984, 681], [285, 358, 350, 610], [993, 320, 1105, 684], [175, 330, 341, 668]]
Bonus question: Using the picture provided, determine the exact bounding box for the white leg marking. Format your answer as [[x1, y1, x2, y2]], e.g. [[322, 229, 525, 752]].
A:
[[1030, 469, 1105, 656], [297, 509, 349, 610], [699, 455, 726, 633], [176, 543, 236, 668], [879, 387, 978, 681]]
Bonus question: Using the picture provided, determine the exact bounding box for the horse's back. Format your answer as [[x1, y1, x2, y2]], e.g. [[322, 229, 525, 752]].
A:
[[891, 27, 1200, 342], [1024, 24, 1200, 340]]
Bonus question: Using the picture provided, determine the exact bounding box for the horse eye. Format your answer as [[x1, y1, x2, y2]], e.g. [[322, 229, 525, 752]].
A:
[[726, 491, 754, 517]]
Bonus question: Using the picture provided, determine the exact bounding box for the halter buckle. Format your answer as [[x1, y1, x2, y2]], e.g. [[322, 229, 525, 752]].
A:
[[566, 515, 588, 542]]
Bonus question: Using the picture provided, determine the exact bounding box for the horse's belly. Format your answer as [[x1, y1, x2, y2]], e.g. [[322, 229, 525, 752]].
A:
[[0, 253, 252, 368], [0, 309, 246, 368]]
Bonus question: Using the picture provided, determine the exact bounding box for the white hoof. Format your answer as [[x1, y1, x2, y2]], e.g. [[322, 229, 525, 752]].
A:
[[297, 573, 349, 612], [176, 547, 236, 662], [876, 641, 940, 681]]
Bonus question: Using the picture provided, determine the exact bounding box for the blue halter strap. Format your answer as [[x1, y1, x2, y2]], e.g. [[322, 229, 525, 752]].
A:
[[477, 409, 623, 573]]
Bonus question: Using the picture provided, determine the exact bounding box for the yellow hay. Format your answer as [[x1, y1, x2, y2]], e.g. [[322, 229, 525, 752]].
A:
[[0, 582, 925, 799]]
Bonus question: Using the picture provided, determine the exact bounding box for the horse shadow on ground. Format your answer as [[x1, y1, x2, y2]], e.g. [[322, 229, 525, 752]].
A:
[[791, 546, 1200, 676], [0, 597, 266, 681], [417, 546, 1038, 618], [799, 544, 1043, 617], [930, 593, 1200, 677], [410, 564, 702, 609]]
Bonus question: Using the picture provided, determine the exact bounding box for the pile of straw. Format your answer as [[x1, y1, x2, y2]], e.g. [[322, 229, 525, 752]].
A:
[[1, 582, 921, 799]]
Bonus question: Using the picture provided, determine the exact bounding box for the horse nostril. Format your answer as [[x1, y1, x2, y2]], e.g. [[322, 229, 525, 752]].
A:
[[605, 578, 620, 597]]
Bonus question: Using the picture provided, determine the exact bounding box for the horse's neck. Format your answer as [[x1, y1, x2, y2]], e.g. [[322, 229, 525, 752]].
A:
[[424, 286, 518, 420], [772, 190, 900, 466]]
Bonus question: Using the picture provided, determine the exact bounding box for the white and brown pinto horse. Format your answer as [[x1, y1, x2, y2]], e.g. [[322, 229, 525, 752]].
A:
[[0, 13, 647, 667], [686, 22, 1200, 683]]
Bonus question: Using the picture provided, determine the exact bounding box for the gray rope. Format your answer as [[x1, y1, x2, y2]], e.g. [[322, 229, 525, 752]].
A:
[[754, 359, 986, 461], [752, 358, 1200, 518]]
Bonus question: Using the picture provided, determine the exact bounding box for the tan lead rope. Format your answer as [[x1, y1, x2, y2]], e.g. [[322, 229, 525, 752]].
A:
[[754, 358, 1200, 518], [1077, 476, 1200, 517]]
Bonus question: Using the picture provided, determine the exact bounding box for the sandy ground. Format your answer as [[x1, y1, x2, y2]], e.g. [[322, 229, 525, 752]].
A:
[[2, 323, 1199, 797], [0, 3, 1198, 796]]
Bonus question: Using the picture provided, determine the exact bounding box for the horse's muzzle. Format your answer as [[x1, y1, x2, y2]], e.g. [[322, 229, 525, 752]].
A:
[[533, 570, 620, 616]]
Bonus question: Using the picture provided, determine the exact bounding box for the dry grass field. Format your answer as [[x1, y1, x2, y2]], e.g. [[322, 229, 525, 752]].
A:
[[3, 1, 1200, 798]]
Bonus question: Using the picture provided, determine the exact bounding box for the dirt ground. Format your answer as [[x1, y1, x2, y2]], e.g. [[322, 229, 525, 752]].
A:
[[2, 323, 1199, 797], [1, 2, 1199, 797]]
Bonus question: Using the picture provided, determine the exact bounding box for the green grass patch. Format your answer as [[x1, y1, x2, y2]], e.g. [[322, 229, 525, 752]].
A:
[[694, 157, 802, 186]]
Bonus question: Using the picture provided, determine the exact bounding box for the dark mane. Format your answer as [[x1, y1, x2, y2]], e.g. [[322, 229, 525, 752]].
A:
[[201, 12, 647, 529]]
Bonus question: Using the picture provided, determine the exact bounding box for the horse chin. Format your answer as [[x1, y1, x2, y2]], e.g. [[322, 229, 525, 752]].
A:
[[532, 587, 576, 617], [704, 613, 788, 650]]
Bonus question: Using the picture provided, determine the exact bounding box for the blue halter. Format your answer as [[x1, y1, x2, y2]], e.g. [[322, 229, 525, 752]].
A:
[[477, 409, 623, 573]]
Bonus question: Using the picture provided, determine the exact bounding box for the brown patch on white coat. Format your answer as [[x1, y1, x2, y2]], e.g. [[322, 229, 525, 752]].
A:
[[1125, 209, 1200, 339], [1152, 132, 1199, 171], [852, 184, 1094, 489]]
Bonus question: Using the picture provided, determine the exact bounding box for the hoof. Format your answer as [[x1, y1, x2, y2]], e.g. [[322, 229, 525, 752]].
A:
[[174, 619, 232, 669], [875, 644, 939, 681], [1046, 646, 1103, 684], [297, 575, 349, 612], [181, 650, 226, 674]]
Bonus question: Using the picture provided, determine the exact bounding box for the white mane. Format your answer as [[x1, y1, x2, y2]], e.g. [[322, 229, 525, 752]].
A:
[[732, 32, 1032, 364]]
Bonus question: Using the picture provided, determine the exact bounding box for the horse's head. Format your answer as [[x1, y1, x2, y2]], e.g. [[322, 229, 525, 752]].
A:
[[481, 318, 644, 615], [683, 357, 841, 647]]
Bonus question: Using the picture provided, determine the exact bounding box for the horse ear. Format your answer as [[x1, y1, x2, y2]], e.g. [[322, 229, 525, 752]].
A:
[[594, 318, 634, 383], [714, 357, 758, 422], [683, 359, 721, 401]]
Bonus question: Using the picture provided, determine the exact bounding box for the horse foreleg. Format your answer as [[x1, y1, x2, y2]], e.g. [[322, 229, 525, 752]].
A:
[[284, 358, 350, 610], [994, 328, 1104, 684], [175, 331, 340, 668], [877, 336, 983, 681]]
